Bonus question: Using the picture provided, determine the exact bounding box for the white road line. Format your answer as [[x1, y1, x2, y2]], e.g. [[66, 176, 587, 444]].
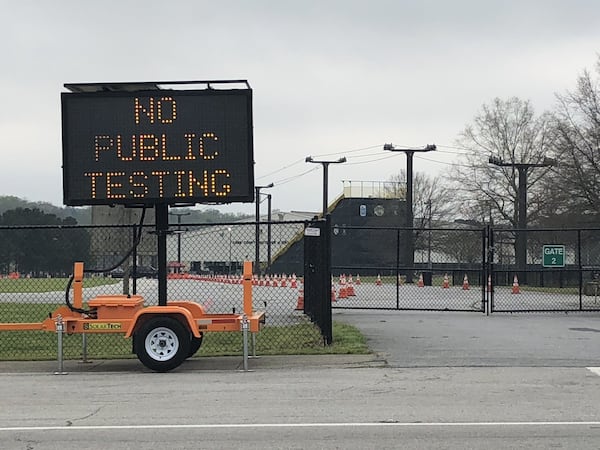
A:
[[587, 367, 600, 376], [2, 422, 600, 432]]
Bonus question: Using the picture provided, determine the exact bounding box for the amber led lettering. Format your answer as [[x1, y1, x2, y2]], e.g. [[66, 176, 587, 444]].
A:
[[106, 172, 126, 199], [129, 172, 148, 198]]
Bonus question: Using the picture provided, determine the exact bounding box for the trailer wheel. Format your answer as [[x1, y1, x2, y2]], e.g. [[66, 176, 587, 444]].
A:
[[134, 317, 191, 372], [188, 333, 204, 358]]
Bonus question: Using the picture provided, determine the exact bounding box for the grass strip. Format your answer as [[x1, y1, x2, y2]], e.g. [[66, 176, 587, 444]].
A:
[[0, 300, 369, 360], [0, 277, 120, 293]]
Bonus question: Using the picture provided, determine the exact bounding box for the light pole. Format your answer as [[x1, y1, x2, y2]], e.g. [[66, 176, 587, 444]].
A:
[[255, 183, 274, 275], [489, 155, 556, 281], [305, 156, 347, 216], [169, 211, 190, 273], [383, 143, 436, 283]]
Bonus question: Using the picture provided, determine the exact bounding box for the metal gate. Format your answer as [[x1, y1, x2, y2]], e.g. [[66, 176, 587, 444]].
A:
[[488, 227, 600, 313], [331, 226, 486, 312], [302, 217, 332, 343], [330, 225, 600, 314]]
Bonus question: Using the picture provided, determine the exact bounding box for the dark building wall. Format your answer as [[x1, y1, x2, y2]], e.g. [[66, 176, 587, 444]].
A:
[[267, 235, 304, 276], [330, 197, 405, 270], [268, 197, 406, 276]]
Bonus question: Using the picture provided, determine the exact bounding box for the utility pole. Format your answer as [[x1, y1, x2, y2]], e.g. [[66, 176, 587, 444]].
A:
[[383, 143, 436, 283], [489, 155, 556, 282], [305, 156, 347, 216], [255, 183, 274, 275]]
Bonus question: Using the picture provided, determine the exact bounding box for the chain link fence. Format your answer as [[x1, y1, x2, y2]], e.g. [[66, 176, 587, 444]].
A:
[[490, 228, 600, 312], [330, 226, 600, 313], [331, 227, 486, 312], [0, 222, 319, 360], [3, 223, 600, 360]]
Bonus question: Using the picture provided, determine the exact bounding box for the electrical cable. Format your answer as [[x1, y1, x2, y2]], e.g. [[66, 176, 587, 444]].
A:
[[64, 206, 147, 315]]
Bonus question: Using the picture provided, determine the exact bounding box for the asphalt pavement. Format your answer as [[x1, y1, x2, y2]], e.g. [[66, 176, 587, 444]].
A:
[[334, 309, 600, 367], [2, 310, 600, 449]]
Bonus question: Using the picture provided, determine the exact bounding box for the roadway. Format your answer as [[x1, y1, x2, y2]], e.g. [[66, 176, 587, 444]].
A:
[[2, 310, 600, 448]]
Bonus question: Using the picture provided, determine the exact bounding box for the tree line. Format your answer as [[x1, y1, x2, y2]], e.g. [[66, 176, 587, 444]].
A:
[[0, 208, 90, 276], [0, 196, 252, 226], [0, 204, 252, 276]]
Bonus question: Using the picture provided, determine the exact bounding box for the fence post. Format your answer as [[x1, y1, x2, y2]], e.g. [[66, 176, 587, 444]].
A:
[[81, 333, 90, 363], [322, 215, 332, 345], [578, 229, 583, 310], [485, 225, 493, 315], [396, 228, 401, 310]]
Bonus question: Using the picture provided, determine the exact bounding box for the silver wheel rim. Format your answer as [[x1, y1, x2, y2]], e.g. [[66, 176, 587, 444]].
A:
[[144, 326, 179, 361]]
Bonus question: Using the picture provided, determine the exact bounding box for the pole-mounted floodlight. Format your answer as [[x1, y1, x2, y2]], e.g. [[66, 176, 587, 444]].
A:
[[305, 156, 347, 215], [383, 143, 436, 283], [254, 182, 274, 275]]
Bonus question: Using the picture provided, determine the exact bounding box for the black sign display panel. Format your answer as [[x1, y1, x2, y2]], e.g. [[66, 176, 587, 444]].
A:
[[62, 88, 254, 206]]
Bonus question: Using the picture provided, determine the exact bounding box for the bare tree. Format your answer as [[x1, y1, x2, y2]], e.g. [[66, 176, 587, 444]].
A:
[[386, 170, 454, 226], [452, 97, 556, 227], [551, 57, 600, 218]]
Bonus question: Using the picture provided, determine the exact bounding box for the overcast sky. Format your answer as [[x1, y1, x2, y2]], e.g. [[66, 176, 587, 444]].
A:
[[1, 0, 598, 216]]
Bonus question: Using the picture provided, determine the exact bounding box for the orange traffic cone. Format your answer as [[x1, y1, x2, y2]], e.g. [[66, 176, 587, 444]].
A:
[[376, 274, 382, 286], [442, 273, 450, 289], [290, 274, 298, 289], [512, 274, 520, 294], [462, 274, 470, 290], [346, 275, 356, 296], [339, 274, 346, 289], [295, 286, 304, 310], [355, 274, 361, 285], [417, 273, 424, 287]]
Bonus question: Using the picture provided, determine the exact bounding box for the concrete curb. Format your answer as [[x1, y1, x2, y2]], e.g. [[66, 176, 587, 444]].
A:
[[0, 353, 386, 374]]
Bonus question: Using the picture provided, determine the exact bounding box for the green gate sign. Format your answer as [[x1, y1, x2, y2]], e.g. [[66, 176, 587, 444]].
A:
[[543, 245, 565, 268]]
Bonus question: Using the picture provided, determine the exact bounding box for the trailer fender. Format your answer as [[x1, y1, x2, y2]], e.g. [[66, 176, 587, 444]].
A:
[[125, 306, 201, 338]]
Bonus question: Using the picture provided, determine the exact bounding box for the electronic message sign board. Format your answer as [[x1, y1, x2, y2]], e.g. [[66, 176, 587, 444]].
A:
[[62, 87, 254, 206]]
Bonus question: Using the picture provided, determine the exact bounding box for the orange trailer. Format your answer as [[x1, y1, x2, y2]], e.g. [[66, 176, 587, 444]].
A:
[[0, 261, 265, 372]]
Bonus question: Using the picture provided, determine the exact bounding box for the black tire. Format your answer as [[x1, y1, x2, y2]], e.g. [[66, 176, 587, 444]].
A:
[[188, 334, 204, 358], [134, 316, 191, 372]]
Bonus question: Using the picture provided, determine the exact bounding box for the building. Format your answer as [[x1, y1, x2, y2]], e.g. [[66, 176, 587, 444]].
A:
[[166, 210, 315, 275]]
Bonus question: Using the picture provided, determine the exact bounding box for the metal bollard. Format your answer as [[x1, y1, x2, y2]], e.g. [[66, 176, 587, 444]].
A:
[[54, 315, 68, 375], [249, 333, 260, 359], [241, 314, 250, 372]]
